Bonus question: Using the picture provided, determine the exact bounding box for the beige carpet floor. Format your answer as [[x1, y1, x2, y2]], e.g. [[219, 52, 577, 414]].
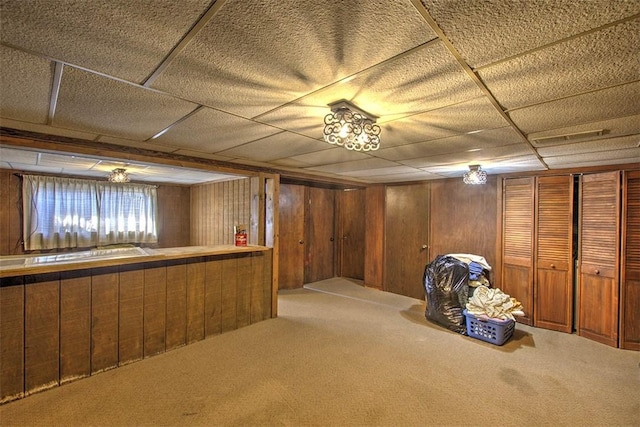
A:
[[1, 277, 639, 426]]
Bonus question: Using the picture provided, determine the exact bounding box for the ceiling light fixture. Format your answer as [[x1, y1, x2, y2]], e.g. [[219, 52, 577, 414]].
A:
[[323, 100, 381, 152], [463, 165, 487, 185], [108, 168, 130, 183]]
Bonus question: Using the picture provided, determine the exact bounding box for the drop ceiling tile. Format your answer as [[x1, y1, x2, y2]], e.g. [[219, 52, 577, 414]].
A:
[[424, 0, 640, 68], [8, 163, 63, 174], [528, 115, 640, 147], [544, 147, 640, 167], [95, 135, 178, 154], [305, 158, 398, 174], [375, 127, 522, 161], [401, 143, 535, 168], [38, 152, 100, 169], [340, 165, 420, 178], [537, 135, 639, 157], [366, 170, 443, 183], [508, 81, 640, 134], [218, 132, 328, 162], [0, 46, 52, 124], [480, 19, 640, 110], [151, 0, 436, 118], [55, 68, 198, 140], [0, 0, 212, 82], [154, 107, 281, 153], [378, 97, 511, 148], [0, 147, 39, 164], [279, 147, 370, 167], [256, 41, 485, 140], [0, 161, 10, 169]]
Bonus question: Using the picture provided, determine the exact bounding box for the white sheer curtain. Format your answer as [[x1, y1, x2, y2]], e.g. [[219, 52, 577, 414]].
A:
[[22, 175, 157, 251], [97, 182, 157, 245]]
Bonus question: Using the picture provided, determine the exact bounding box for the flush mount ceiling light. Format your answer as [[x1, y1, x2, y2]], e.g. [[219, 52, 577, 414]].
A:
[[463, 165, 487, 185], [323, 100, 381, 152], [108, 168, 130, 183]]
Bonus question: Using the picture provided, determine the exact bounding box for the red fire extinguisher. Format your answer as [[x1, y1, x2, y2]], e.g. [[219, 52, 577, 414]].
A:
[[234, 225, 247, 246]]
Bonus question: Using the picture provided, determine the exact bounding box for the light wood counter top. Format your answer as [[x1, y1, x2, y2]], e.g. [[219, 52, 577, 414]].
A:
[[0, 245, 270, 278]]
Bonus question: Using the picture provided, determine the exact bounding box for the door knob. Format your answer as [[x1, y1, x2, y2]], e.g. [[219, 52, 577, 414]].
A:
[[421, 245, 428, 250], [550, 264, 555, 269], [595, 269, 600, 275], [299, 240, 304, 244]]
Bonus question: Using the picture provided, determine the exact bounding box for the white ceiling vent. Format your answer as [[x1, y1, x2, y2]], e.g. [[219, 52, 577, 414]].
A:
[[531, 129, 606, 145]]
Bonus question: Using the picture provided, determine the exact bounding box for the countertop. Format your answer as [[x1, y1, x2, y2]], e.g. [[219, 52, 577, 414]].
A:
[[0, 245, 270, 278]]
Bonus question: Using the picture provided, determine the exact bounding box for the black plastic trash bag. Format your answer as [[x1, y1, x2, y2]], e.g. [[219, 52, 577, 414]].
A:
[[423, 255, 470, 335]]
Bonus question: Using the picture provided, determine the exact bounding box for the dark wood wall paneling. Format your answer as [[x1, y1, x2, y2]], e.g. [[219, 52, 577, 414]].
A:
[[0, 250, 273, 403], [0, 168, 191, 255], [429, 176, 498, 272], [190, 178, 251, 246]]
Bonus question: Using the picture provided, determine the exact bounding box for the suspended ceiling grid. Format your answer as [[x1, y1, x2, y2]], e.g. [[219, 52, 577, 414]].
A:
[[0, 0, 638, 185]]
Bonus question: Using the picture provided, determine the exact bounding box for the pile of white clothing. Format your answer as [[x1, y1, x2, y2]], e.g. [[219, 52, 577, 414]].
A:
[[466, 285, 525, 321]]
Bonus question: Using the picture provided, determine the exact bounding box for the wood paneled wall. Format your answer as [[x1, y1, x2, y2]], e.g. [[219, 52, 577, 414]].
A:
[[191, 178, 251, 246], [0, 168, 191, 255], [0, 250, 273, 403], [429, 176, 499, 285], [0, 169, 22, 255]]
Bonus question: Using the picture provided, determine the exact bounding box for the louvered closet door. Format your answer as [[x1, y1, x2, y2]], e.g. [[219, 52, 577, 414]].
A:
[[578, 171, 620, 347], [534, 175, 573, 333], [502, 177, 534, 325], [621, 170, 640, 350]]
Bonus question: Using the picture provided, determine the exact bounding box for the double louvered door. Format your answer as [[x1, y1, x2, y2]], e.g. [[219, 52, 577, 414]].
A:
[[578, 171, 621, 347], [502, 175, 574, 330]]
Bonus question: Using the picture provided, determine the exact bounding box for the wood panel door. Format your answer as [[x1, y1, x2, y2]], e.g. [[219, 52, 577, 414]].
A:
[[621, 170, 640, 350], [384, 183, 429, 300], [306, 187, 335, 283], [338, 189, 365, 280], [534, 175, 574, 333], [502, 177, 534, 325], [578, 171, 620, 348], [278, 184, 306, 289]]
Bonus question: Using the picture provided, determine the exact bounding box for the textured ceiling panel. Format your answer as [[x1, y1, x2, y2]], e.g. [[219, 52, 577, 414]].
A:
[[154, 107, 282, 153], [151, 0, 435, 118], [305, 158, 399, 174], [378, 97, 511, 148], [340, 165, 421, 178], [423, 0, 640, 68], [0, 46, 52, 123], [527, 115, 640, 147], [374, 127, 523, 162], [217, 131, 329, 162], [0, 0, 212, 83], [480, 19, 640, 109], [365, 170, 442, 183], [544, 147, 640, 167], [55, 68, 198, 140], [537, 136, 639, 157], [0, 146, 39, 164], [400, 143, 534, 168], [271, 147, 369, 168], [38, 152, 100, 169], [508, 81, 640, 134], [96, 135, 180, 154]]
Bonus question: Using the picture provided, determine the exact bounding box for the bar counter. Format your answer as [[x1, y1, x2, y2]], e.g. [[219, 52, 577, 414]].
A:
[[0, 245, 274, 403]]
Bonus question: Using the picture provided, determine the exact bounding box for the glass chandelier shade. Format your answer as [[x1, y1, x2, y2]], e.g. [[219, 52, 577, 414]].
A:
[[323, 101, 381, 152], [108, 168, 130, 183], [463, 165, 487, 185]]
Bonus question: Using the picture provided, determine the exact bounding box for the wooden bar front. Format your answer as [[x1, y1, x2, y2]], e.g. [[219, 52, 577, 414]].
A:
[[0, 247, 273, 403]]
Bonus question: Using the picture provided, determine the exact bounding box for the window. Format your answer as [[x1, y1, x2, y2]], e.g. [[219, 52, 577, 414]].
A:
[[22, 175, 157, 250]]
